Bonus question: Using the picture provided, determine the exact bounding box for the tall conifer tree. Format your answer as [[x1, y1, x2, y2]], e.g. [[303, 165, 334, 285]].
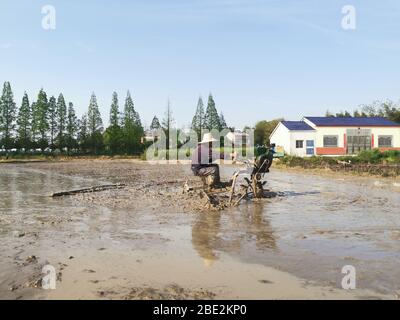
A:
[[123, 91, 143, 154], [56, 93, 67, 150], [191, 96, 205, 140], [32, 89, 49, 151], [87, 93, 103, 154], [66, 102, 78, 152], [16, 92, 32, 151], [48, 96, 57, 150], [204, 94, 221, 131], [0, 81, 17, 151]]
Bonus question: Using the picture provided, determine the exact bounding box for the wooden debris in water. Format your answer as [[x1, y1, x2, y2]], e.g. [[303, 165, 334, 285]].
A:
[[51, 184, 126, 197]]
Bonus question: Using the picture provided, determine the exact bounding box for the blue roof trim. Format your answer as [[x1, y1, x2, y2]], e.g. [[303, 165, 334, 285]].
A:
[[281, 121, 314, 131], [304, 117, 400, 127]]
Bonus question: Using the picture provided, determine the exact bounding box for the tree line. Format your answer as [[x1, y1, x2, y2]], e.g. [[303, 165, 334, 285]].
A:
[[325, 100, 400, 123], [0, 81, 144, 155], [147, 93, 229, 146], [0, 82, 230, 156]]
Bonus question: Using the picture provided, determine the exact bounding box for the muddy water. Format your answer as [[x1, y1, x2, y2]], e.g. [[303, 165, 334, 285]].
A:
[[0, 163, 399, 299], [0, 165, 108, 298], [222, 168, 400, 294]]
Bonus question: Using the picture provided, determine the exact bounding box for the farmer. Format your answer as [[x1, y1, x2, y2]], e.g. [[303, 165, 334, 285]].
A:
[[191, 133, 221, 187]]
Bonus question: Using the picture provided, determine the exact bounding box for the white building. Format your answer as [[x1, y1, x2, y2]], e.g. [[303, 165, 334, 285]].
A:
[[231, 130, 250, 146], [143, 129, 160, 142], [270, 117, 400, 157]]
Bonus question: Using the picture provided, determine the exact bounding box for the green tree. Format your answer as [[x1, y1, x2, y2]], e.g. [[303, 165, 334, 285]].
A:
[[56, 93, 67, 150], [66, 102, 78, 153], [361, 103, 378, 117], [335, 110, 351, 117], [204, 94, 220, 131], [16, 92, 32, 151], [77, 113, 88, 153], [133, 105, 143, 129], [105, 92, 123, 154], [30, 102, 37, 147], [353, 110, 361, 117], [32, 89, 49, 151], [254, 119, 283, 146], [48, 96, 57, 150], [379, 100, 400, 123], [219, 112, 227, 129], [0, 81, 17, 151], [109, 92, 120, 128], [191, 96, 205, 141], [150, 116, 161, 130], [87, 93, 104, 154], [325, 110, 334, 117], [331, 99, 400, 123], [123, 91, 143, 154]]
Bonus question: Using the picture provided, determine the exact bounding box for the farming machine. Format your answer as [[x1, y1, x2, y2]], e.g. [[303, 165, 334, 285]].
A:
[[184, 145, 276, 210]]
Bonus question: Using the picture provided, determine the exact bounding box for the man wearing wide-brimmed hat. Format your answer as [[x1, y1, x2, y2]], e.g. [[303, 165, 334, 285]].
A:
[[191, 133, 221, 187]]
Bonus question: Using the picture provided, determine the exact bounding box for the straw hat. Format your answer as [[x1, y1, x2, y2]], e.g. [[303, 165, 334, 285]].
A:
[[199, 133, 218, 144]]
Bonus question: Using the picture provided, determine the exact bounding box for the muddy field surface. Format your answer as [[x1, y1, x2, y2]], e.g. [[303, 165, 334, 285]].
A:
[[0, 159, 399, 299]]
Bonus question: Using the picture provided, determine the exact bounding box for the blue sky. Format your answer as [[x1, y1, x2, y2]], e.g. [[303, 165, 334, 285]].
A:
[[1, 0, 400, 129]]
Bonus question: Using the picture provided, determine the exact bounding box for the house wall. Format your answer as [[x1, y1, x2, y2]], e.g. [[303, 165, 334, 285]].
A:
[[370, 127, 400, 150], [270, 123, 290, 154], [289, 131, 316, 157], [315, 126, 400, 155], [271, 121, 400, 157], [315, 127, 347, 155], [270, 124, 316, 157]]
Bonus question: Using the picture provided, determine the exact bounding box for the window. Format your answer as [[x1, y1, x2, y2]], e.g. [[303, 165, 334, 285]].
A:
[[378, 135, 393, 148], [306, 140, 314, 147], [323, 135, 338, 148], [296, 140, 304, 148]]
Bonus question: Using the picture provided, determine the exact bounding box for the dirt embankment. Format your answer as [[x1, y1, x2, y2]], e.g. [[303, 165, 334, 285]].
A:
[[274, 160, 400, 179]]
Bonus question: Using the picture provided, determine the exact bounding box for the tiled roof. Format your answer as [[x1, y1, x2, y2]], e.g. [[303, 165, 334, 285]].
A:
[[304, 117, 400, 127], [281, 121, 314, 131]]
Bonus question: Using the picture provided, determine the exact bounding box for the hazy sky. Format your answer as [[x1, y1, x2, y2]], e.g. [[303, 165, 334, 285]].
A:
[[1, 0, 400, 129]]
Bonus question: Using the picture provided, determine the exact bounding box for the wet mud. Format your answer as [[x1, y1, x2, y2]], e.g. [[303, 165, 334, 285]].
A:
[[0, 159, 399, 299]]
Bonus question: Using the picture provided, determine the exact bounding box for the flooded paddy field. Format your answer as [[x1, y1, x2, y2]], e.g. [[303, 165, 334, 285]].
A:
[[0, 159, 399, 299]]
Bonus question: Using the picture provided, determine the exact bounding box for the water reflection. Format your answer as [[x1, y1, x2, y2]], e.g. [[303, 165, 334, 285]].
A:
[[246, 202, 276, 250], [191, 201, 276, 265], [191, 212, 222, 265]]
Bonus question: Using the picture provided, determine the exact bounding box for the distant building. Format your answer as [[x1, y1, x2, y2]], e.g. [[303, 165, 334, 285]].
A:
[[143, 129, 160, 142], [270, 117, 400, 157], [231, 130, 250, 146]]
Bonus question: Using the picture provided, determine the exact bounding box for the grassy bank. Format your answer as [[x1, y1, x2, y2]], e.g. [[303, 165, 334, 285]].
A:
[[276, 149, 400, 177]]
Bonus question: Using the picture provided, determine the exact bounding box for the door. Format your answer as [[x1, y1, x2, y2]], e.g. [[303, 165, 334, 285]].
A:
[[346, 129, 371, 154], [306, 140, 315, 155]]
